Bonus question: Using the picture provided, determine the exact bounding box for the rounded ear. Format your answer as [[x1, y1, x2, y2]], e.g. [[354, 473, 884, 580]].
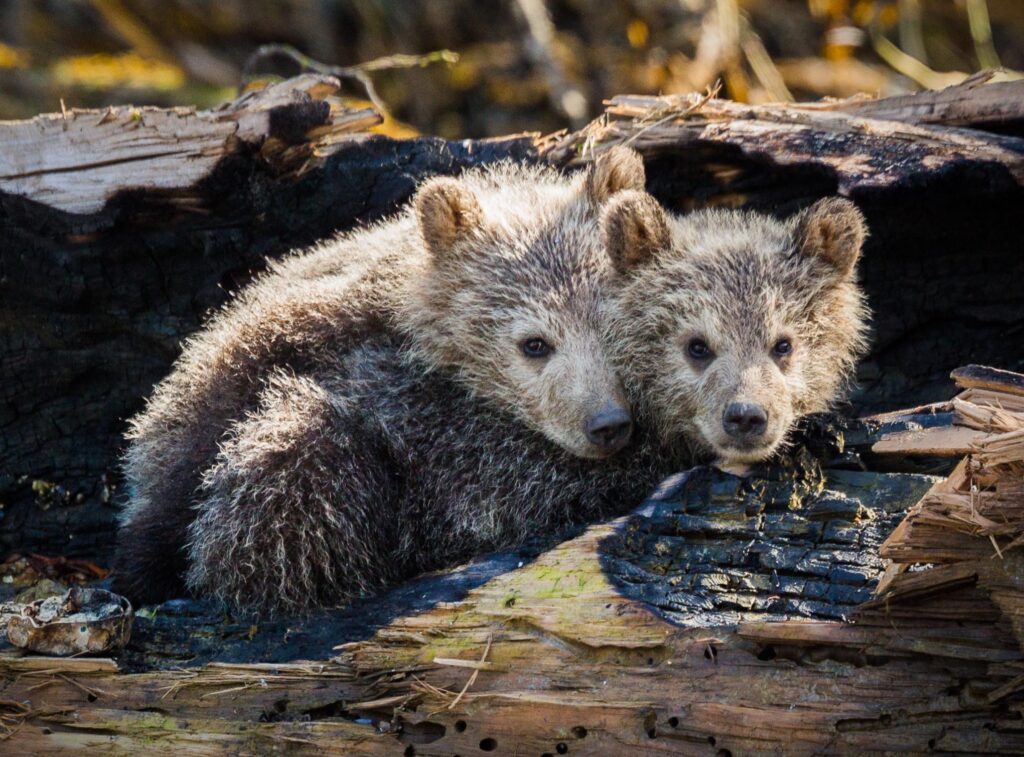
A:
[[585, 146, 646, 204], [601, 190, 671, 275], [794, 197, 867, 279], [415, 177, 483, 261]]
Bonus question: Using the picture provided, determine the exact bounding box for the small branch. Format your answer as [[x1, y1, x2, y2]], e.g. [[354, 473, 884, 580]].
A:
[[241, 44, 459, 116]]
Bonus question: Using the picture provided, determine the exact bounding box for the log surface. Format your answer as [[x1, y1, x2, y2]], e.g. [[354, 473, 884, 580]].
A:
[[5, 402, 1024, 755]]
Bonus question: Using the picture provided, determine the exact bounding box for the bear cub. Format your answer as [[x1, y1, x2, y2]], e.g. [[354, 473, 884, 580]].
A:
[[116, 149, 666, 614], [603, 192, 870, 469]]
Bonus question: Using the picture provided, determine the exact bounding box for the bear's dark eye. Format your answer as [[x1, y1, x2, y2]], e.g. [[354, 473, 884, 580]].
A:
[[773, 339, 792, 357], [521, 338, 553, 358], [687, 338, 713, 360]]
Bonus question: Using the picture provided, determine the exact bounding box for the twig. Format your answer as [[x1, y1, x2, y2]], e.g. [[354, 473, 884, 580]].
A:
[[241, 44, 459, 116], [56, 673, 106, 700], [422, 633, 493, 716], [1, 699, 77, 741], [616, 82, 721, 151]]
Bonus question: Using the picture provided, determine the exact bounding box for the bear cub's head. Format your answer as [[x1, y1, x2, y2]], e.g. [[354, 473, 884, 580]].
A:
[[605, 193, 870, 467], [404, 148, 650, 460]]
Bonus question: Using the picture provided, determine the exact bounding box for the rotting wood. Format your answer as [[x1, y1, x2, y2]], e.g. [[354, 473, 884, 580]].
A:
[[4, 372, 1024, 754], [0, 74, 381, 215], [543, 84, 1024, 195]]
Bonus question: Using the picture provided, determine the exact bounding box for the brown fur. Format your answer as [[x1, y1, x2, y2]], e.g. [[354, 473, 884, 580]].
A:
[[115, 149, 665, 613], [606, 196, 870, 467]]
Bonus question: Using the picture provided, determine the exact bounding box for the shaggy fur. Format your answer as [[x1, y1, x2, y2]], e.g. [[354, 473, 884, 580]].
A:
[[185, 347, 663, 612], [606, 195, 870, 467], [115, 148, 667, 612]]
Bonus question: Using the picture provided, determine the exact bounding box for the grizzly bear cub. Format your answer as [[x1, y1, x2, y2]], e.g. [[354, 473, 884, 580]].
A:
[[116, 148, 666, 613], [603, 192, 870, 468], [117, 146, 871, 615]]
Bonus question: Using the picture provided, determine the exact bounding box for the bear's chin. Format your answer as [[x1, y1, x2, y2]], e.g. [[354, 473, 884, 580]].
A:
[[707, 436, 786, 469]]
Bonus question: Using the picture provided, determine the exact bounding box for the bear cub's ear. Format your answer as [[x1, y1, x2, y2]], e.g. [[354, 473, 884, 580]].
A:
[[794, 197, 867, 279], [601, 190, 671, 275], [415, 178, 484, 262], [585, 146, 647, 204]]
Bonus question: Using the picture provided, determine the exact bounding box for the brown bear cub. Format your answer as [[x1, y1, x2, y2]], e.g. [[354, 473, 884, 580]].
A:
[[603, 192, 870, 469], [116, 148, 667, 614], [117, 143, 871, 615]]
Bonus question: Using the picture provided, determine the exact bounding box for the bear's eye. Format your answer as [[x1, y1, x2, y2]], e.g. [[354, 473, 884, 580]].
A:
[[772, 339, 793, 357], [521, 338, 553, 359], [687, 338, 713, 360]]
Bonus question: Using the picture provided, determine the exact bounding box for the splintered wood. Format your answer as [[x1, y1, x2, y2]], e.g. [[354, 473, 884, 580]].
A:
[[871, 365, 1024, 652]]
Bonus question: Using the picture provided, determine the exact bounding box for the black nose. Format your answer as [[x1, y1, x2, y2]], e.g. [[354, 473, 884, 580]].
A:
[[722, 402, 768, 438], [585, 406, 633, 452]]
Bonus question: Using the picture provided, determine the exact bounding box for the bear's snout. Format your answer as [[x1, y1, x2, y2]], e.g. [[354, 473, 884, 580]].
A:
[[722, 402, 768, 439], [584, 405, 633, 453]]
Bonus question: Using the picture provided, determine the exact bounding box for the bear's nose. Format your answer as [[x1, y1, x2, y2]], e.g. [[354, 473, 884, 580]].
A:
[[585, 406, 633, 453], [722, 402, 768, 438]]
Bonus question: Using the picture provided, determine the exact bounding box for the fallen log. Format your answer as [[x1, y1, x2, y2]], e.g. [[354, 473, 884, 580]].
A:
[[3, 378, 1024, 754]]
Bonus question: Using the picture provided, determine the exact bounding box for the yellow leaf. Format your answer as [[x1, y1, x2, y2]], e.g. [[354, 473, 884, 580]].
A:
[[51, 52, 186, 91], [0, 42, 28, 69], [627, 19, 650, 49]]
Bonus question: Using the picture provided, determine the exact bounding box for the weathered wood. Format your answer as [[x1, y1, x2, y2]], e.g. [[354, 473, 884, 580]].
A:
[[6, 393, 1024, 754], [953, 364, 1024, 398], [544, 86, 1024, 194], [3, 503, 1021, 754], [0, 75, 380, 215], [871, 424, 984, 457], [831, 76, 1024, 131]]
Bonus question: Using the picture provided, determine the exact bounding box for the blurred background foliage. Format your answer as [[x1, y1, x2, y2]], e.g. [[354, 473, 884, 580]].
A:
[[0, 0, 1021, 137]]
